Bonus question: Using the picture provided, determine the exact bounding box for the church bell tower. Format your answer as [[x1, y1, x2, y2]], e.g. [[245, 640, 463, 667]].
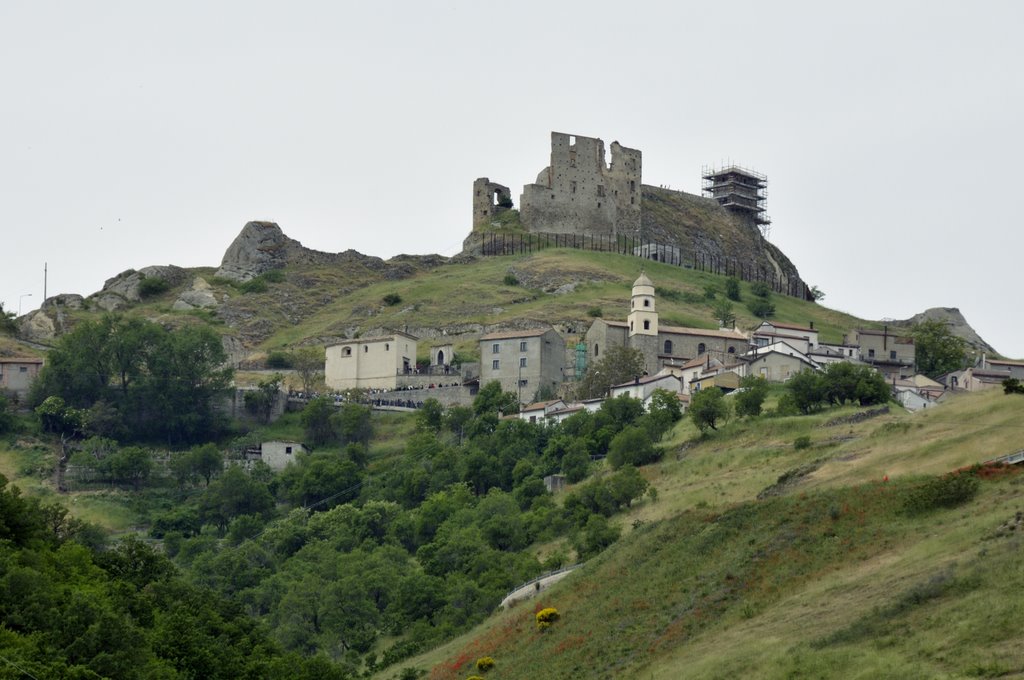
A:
[[627, 271, 658, 338]]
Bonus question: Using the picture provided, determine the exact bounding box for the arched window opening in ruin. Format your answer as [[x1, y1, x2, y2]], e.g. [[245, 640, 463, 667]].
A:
[[698, 343, 706, 355]]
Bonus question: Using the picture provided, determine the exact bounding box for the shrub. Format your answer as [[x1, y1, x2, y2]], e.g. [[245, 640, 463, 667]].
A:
[[265, 351, 294, 369], [587, 306, 603, 318], [261, 268, 285, 283], [238, 278, 268, 294], [655, 286, 682, 302], [383, 293, 403, 306], [903, 472, 980, 514], [536, 607, 560, 631], [746, 297, 775, 318], [793, 435, 812, 450], [751, 280, 771, 298], [703, 285, 717, 300], [138, 276, 170, 298], [475, 656, 495, 672], [681, 291, 704, 304], [725, 277, 741, 301], [502, 273, 519, 286], [1003, 378, 1024, 395]]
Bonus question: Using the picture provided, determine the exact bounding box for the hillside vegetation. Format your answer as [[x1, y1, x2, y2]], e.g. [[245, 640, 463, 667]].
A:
[[386, 388, 1024, 679]]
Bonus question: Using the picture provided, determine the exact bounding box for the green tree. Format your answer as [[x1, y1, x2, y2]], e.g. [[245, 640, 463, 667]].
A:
[[912, 319, 968, 378], [572, 514, 621, 559], [576, 345, 647, 399], [746, 296, 775, 319], [647, 388, 683, 438], [734, 375, 769, 417], [416, 398, 444, 431], [785, 369, 827, 414], [107, 445, 153, 490], [244, 373, 283, 424], [199, 466, 275, 532], [689, 387, 729, 432], [751, 280, 771, 298], [472, 381, 519, 416], [333, 402, 373, 446], [292, 347, 324, 395], [301, 396, 337, 446], [725, 277, 742, 302], [607, 425, 659, 468], [712, 299, 735, 328], [0, 301, 17, 335]]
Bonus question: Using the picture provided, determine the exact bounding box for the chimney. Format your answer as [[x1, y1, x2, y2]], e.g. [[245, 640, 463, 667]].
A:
[[809, 321, 814, 330]]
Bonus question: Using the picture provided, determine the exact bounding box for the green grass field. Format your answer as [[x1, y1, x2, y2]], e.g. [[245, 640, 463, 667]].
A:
[[381, 389, 1024, 680]]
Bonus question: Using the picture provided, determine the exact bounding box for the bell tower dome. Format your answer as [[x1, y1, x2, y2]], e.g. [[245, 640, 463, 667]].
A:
[[627, 271, 658, 337]]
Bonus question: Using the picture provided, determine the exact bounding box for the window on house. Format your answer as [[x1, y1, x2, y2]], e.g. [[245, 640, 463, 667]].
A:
[[520, 357, 527, 368], [664, 340, 673, 354], [492, 359, 500, 370], [570, 181, 577, 194], [492, 343, 500, 354], [890, 350, 897, 360], [363, 346, 368, 353], [20, 366, 27, 372], [597, 185, 605, 197], [728, 346, 736, 354], [285, 446, 293, 454], [698, 343, 706, 355], [868, 349, 875, 358], [520, 341, 527, 352], [343, 347, 352, 356], [385, 343, 390, 351]]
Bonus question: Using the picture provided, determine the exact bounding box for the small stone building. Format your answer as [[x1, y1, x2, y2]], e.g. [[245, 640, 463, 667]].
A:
[[0, 357, 43, 400]]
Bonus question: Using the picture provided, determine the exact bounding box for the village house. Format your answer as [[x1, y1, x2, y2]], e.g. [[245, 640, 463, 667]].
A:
[[741, 341, 819, 382], [850, 328, 914, 379], [479, 327, 566, 402], [325, 331, 418, 391], [0, 357, 44, 400], [982, 358, 1024, 380], [608, 372, 682, 405], [752, 321, 819, 352], [518, 399, 567, 423]]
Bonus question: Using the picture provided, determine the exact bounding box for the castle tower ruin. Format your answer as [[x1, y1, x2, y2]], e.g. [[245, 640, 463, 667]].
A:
[[473, 178, 513, 230], [519, 132, 641, 237]]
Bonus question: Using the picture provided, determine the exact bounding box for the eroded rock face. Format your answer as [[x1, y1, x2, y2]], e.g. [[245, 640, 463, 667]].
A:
[[18, 309, 58, 342], [215, 221, 290, 282], [100, 266, 188, 302], [897, 307, 996, 354], [42, 294, 84, 310], [172, 277, 218, 311]]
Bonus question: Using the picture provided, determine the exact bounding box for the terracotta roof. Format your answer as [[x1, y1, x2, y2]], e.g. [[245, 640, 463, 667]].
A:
[[680, 356, 711, 369], [548, 405, 585, 417], [480, 328, 553, 341], [0, 357, 43, 364], [856, 329, 914, 343], [610, 373, 679, 390], [660, 325, 748, 340], [521, 399, 565, 412], [987, 359, 1024, 367]]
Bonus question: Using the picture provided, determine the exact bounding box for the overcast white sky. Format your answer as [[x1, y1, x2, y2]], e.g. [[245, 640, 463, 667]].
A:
[[3, 1, 1022, 356]]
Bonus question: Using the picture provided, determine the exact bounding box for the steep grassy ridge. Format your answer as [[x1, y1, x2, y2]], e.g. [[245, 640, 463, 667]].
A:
[[386, 389, 1024, 679]]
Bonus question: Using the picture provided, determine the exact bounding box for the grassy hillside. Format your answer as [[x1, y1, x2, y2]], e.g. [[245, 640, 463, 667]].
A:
[[28, 248, 872, 369], [385, 389, 1024, 679]]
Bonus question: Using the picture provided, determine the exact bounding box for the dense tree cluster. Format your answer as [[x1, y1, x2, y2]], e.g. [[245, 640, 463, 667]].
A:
[[142, 384, 666, 669], [782, 364, 891, 415], [30, 315, 233, 443], [0, 474, 348, 679]]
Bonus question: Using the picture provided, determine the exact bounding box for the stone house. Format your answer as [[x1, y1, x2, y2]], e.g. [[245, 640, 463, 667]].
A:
[[479, 327, 566, 402], [752, 321, 819, 350], [742, 341, 819, 382], [0, 357, 44, 400], [850, 328, 914, 379], [325, 331, 418, 391], [259, 441, 307, 471]]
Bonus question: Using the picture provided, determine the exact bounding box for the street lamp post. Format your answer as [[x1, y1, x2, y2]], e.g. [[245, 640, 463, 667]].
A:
[[18, 293, 32, 316]]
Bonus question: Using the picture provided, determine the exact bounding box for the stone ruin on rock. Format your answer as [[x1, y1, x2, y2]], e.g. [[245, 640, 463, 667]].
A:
[[474, 132, 642, 237]]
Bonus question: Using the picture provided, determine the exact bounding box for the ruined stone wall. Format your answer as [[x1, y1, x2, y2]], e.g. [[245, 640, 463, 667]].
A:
[[520, 132, 641, 237], [473, 178, 512, 230]]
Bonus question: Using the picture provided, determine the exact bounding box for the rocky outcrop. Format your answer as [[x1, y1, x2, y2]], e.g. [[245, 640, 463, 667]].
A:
[[97, 265, 190, 309], [172, 277, 219, 311], [215, 221, 450, 282], [895, 307, 996, 354]]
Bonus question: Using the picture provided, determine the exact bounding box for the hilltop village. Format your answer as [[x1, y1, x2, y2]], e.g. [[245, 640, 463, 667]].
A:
[[313, 271, 1016, 433]]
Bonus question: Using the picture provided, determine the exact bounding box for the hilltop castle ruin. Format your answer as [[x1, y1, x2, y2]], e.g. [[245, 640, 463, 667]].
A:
[[474, 131, 642, 236]]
